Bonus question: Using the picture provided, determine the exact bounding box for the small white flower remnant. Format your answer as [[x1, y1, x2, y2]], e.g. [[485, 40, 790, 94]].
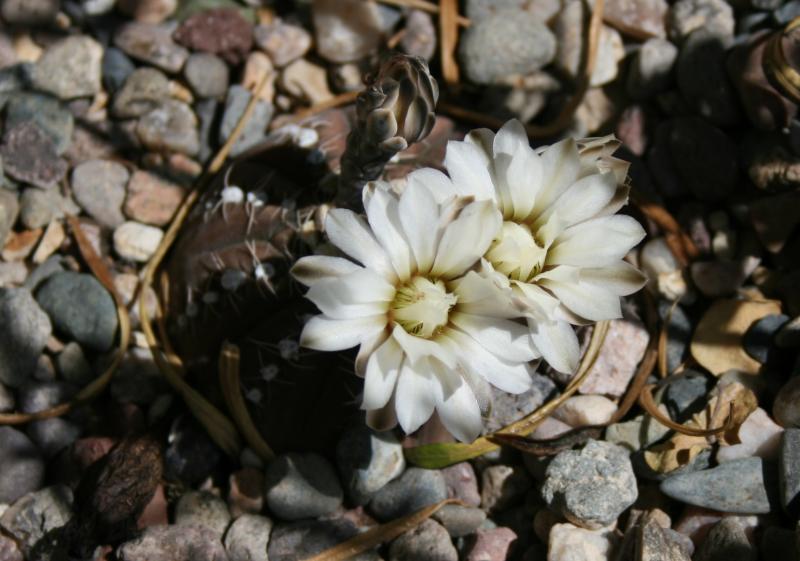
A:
[[291, 180, 542, 442], [439, 119, 647, 374]]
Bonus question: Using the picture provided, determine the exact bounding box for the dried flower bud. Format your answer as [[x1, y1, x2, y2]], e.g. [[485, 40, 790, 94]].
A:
[[339, 54, 439, 202]]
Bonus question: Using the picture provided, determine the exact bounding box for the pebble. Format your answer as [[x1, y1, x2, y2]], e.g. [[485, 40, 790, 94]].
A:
[[431, 504, 486, 537], [117, 524, 228, 561], [463, 527, 517, 561], [114, 22, 189, 74], [253, 21, 311, 67], [774, 376, 800, 428], [690, 257, 760, 298], [0, 485, 72, 553], [228, 468, 265, 516], [552, 395, 618, 427], [776, 316, 800, 348], [264, 452, 343, 521], [401, 9, 437, 61], [441, 462, 481, 507], [0, 288, 51, 388], [0, 534, 22, 561], [606, 414, 670, 452], [0, 261, 27, 288], [780, 428, 800, 517], [579, 319, 649, 397], [164, 415, 221, 485], [743, 314, 789, 364], [312, 0, 386, 64], [485, 373, 556, 433], [480, 464, 531, 513], [18, 188, 78, 230], [627, 38, 678, 100], [548, 522, 616, 561], [175, 490, 231, 538], [71, 159, 129, 228], [388, 519, 457, 561], [110, 348, 165, 405], [0, 427, 45, 504], [35, 271, 118, 352], [219, 85, 273, 157], [184, 53, 229, 100], [5, 92, 74, 156], [112, 67, 170, 119], [240, 51, 276, 103], [590, 26, 625, 87], [174, 8, 253, 65], [369, 467, 447, 521], [0, 122, 68, 190], [117, 0, 177, 23], [18, 381, 74, 414], [0, 189, 18, 248], [554, 0, 588, 81], [0, 0, 59, 25], [280, 59, 333, 105], [668, 0, 735, 42], [336, 424, 405, 505], [603, 0, 668, 40], [669, 116, 737, 202], [31, 36, 102, 100], [664, 370, 713, 422], [660, 457, 777, 513], [459, 11, 556, 85], [0, 382, 13, 412], [542, 440, 638, 529], [268, 517, 380, 561], [124, 170, 186, 227], [224, 514, 272, 561], [102, 47, 136, 95], [694, 517, 756, 561], [660, 303, 692, 376], [637, 515, 692, 561], [136, 99, 200, 156], [27, 417, 81, 459]]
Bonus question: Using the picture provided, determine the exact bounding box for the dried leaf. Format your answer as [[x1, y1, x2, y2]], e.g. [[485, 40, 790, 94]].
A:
[[691, 298, 782, 376], [706, 381, 758, 446], [643, 427, 709, 473]]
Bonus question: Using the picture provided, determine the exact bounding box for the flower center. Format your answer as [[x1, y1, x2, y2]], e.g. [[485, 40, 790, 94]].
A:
[[486, 221, 548, 283], [391, 276, 457, 339]]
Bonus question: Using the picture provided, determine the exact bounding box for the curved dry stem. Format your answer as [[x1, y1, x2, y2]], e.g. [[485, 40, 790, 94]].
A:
[[638, 383, 734, 437]]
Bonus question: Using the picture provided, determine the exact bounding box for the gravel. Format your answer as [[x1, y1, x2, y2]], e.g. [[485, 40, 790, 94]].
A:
[[0, 288, 52, 388], [264, 452, 343, 521]]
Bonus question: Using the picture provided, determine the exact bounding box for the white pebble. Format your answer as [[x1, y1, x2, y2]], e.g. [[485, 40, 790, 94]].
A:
[[113, 221, 163, 262], [553, 395, 618, 427], [548, 522, 616, 561]]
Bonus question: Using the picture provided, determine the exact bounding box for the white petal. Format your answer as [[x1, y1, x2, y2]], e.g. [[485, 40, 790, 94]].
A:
[[434, 368, 483, 443], [406, 167, 457, 203], [540, 279, 622, 321], [465, 127, 495, 157], [399, 179, 440, 274], [548, 215, 646, 268], [300, 314, 388, 351], [528, 318, 580, 374], [580, 261, 647, 295], [305, 269, 394, 319], [451, 268, 522, 318], [534, 172, 617, 229], [441, 329, 534, 394], [391, 324, 457, 368], [362, 336, 403, 410], [534, 138, 580, 214], [356, 330, 389, 377], [512, 280, 560, 318], [291, 255, 361, 287], [444, 140, 496, 201], [364, 182, 413, 281], [395, 359, 437, 435], [493, 119, 529, 158], [366, 400, 398, 432], [449, 312, 538, 362], [325, 208, 396, 281], [505, 144, 542, 221], [430, 200, 502, 279]]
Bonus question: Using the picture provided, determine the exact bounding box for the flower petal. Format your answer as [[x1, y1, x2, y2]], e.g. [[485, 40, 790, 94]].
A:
[[452, 268, 522, 318], [493, 118, 529, 158], [392, 324, 457, 368], [528, 318, 580, 374], [434, 365, 483, 443], [364, 182, 414, 281], [505, 144, 542, 221], [465, 127, 495, 157], [534, 172, 618, 229], [444, 140, 496, 201], [431, 199, 502, 279], [449, 311, 538, 362], [580, 261, 647, 295], [367, 400, 398, 432], [548, 215, 646, 268], [326, 208, 396, 281], [406, 167, 457, 203], [399, 178, 441, 274], [395, 359, 438, 435], [534, 138, 580, 214], [362, 336, 403, 410], [540, 278, 622, 322], [306, 269, 394, 319], [291, 255, 361, 287], [356, 330, 389, 377], [300, 314, 388, 351]]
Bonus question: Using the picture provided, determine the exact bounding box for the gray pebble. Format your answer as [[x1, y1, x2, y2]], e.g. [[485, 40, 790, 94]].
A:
[[669, 116, 738, 201], [184, 53, 229, 99], [71, 159, 129, 228], [668, 0, 735, 42], [18, 188, 79, 230], [369, 467, 447, 521], [0, 288, 51, 388], [224, 514, 272, 561], [102, 47, 135, 94], [196, 97, 218, 163], [18, 381, 75, 414], [660, 457, 778, 513], [164, 415, 222, 485], [175, 490, 232, 538], [480, 464, 531, 513], [114, 21, 189, 74], [0, 0, 59, 25], [627, 38, 678, 100], [112, 67, 170, 119], [781, 428, 800, 517], [336, 424, 405, 505], [694, 518, 756, 561], [776, 316, 800, 349], [484, 374, 556, 434], [0, 188, 19, 248], [31, 35, 103, 100], [431, 504, 486, 537], [0, 427, 45, 504], [441, 462, 481, 507], [5, 92, 74, 155], [253, 22, 312, 67], [459, 11, 556, 84], [0, 64, 30, 95], [136, 99, 200, 156], [541, 440, 638, 529], [774, 376, 800, 428], [0, 382, 13, 412], [664, 369, 713, 423], [743, 314, 789, 365], [36, 271, 118, 352], [264, 452, 343, 521], [388, 519, 457, 561], [268, 518, 380, 561], [219, 85, 273, 157], [0, 485, 72, 554], [24, 255, 64, 293], [117, 524, 228, 561], [56, 342, 93, 385], [660, 301, 692, 378], [27, 418, 81, 459], [111, 347, 166, 405], [0, 122, 68, 190]]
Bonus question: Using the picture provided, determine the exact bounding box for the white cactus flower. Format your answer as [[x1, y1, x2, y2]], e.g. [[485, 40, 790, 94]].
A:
[[291, 180, 542, 442], [438, 119, 647, 375]]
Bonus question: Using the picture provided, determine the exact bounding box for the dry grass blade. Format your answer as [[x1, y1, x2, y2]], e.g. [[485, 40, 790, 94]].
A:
[[404, 320, 610, 468], [375, 0, 470, 26], [439, 0, 460, 86], [629, 191, 699, 267], [301, 499, 463, 561], [638, 384, 734, 437], [219, 342, 275, 461], [0, 216, 131, 425]]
